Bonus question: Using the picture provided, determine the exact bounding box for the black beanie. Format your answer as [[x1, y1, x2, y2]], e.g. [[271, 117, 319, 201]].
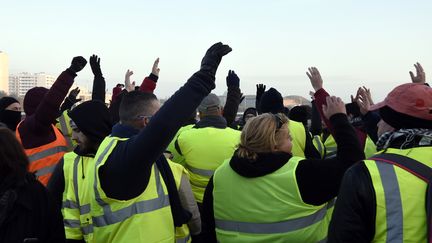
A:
[[0, 97, 19, 111], [379, 105, 432, 130], [68, 100, 112, 143], [259, 88, 285, 114], [289, 105, 312, 125]]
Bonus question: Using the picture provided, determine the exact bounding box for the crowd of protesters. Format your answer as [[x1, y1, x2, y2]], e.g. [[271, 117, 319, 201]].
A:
[[0, 42, 431, 243]]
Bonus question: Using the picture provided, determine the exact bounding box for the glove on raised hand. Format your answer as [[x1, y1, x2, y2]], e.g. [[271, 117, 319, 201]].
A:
[[90, 54, 102, 77], [69, 56, 87, 73], [200, 42, 232, 77], [226, 70, 240, 88]]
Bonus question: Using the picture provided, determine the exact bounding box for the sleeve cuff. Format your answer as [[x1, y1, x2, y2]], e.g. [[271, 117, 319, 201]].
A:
[[149, 73, 159, 82]]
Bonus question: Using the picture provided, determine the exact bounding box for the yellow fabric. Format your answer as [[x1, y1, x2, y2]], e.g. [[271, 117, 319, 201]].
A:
[[168, 160, 192, 243], [89, 136, 175, 243], [167, 124, 194, 165], [213, 157, 334, 243], [177, 127, 240, 203], [288, 120, 307, 157], [364, 147, 432, 243], [62, 152, 94, 242], [56, 110, 76, 152]]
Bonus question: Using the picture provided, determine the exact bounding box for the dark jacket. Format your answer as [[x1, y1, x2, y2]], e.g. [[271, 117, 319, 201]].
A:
[[200, 114, 365, 242], [222, 86, 242, 128], [0, 174, 65, 243], [18, 70, 76, 149], [327, 137, 431, 242], [100, 70, 215, 200]]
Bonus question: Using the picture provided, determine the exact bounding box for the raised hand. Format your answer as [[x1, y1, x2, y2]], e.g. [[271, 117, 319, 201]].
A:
[[409, 62, 425, 84], [226, 70, 240, 87], [306, 67, 323, 91], [322, 96, 346, 119], [152, 58, 160, 76], [201, 42, 232, 76], [256, 84, 266, 97], [89, 54, 102, 76], [69, 56, 87, 73], [68, 87, 82, 103], [356, 86, 374, 115], [125, 69, 135, 92]]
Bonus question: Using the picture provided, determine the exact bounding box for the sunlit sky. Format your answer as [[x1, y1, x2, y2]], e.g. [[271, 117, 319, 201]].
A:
[[2, 0, 431, 101]]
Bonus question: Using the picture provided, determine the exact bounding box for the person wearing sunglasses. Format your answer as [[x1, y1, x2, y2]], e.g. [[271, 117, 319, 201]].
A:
[[201, 96, 365, 242]]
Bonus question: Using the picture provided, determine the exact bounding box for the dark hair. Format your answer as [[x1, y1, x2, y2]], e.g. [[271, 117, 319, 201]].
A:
[[0, 128, 29, 182], [119, 91, 158, 122]]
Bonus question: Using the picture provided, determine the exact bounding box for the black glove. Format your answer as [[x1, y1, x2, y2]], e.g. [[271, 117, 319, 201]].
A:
[[90, 54, 103, 77], [200, 42, 232, 76], [69, 56, 87, 73], [67, 87, 82, 103], [256, 84, 266, 99], [226, 70, 240, 88], [240, 93, 245, 104]]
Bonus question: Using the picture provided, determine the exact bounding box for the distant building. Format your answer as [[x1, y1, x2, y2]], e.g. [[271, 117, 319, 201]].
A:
[[0, 52, 8, 93], [9, 72, 55, 97], [283, 95, 311, 108]]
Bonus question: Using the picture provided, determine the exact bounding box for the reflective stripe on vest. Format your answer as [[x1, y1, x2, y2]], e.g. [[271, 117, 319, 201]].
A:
[[72, 156, 91, 215], [28, 146, 68, 162], [372, 160, 404, 243], [64, 219, 80, 228], [313, 136, 324, 157], [215, 199, 335, 234], [93, 140, 170, 227], [58, 113, 74, 150], [176, 234, 190, 243], [185, 164, 214, 177], [63, 200, 91, 215], [35, 163, 57, 176]]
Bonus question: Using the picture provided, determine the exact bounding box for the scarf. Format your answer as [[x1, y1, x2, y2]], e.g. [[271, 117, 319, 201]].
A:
[[376, 128, 432, 151]]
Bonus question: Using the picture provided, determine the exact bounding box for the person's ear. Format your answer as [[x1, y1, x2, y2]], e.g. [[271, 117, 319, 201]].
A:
[[144, 117, 151, 126]]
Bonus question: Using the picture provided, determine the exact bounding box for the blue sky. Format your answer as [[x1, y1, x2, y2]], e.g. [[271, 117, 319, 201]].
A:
[[2, 0, 431, 101]]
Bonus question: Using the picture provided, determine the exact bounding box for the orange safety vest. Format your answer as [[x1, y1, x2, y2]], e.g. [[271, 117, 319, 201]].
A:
[[16, 122, 68, 186]]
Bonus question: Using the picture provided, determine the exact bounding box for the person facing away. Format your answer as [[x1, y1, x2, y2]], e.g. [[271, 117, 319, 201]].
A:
[[47, 100, 112, 243], [86, 42, 232, 242], [259, 87, 322, 159], [200, 96, 365, 243], [174, 93, 241, 206], [15, 56, 87, 186], [0, 128, 66, 243], [328, 81, 432, 242]]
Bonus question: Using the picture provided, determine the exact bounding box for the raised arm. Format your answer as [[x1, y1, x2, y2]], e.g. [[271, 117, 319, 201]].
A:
[[24, 57, 87, 131], [140, 58, 160, 93], [296, 96, 365, 205], [59, 87, 81, 115], [255, 84, 266, 114], [306, 67, 334, 131], [223, 70, 242, 127], [128, 43, 232, 163], [90, 54, 106, 102]]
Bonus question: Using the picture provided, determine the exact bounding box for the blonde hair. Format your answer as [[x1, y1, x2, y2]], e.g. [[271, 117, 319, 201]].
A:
[[237, 113, 289, 160]]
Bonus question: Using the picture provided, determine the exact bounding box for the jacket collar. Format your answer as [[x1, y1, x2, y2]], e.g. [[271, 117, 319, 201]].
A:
[[194, 115, 227, 129], [111, 123, 140, 138], [229, 150, 292, 178]]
